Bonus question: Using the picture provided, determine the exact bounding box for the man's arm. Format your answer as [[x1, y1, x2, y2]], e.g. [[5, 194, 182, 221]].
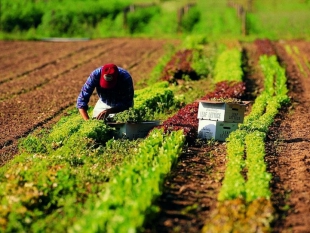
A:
[[79, 108, 90, 120], [76, 68, 100, 120]]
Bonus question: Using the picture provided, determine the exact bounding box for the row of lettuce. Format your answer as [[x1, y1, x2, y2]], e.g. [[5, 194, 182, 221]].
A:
[[0, 40, 289, 232], [202, 54, 289, 232], [0, 81, 185, 232]]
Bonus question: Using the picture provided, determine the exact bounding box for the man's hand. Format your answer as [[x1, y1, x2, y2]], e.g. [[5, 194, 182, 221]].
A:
[[96, 109, 111, 120], [79, 108, 90, 120]]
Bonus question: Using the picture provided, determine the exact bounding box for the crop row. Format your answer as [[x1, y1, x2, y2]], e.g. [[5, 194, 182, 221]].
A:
[[284, 44, 310, 78], [70, 129, 184, 233], [0, 81, 183, 232], [113, 81, 182, 123], [213, 48, 243, 83], [202, 54, 289, 233]]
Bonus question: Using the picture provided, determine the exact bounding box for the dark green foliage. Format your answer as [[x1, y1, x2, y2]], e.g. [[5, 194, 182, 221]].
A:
[[1, 4, 43, 32], [180, 6, 200, 33], [39, 1, 125, 37], [0, 0, 127, 37], [127, 6, 160, 34], [1, 0, 310, 39]]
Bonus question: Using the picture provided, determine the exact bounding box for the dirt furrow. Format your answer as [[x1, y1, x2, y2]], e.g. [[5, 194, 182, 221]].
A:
[[0, 41, 38, 57], [143, 144, 227, 233], [266, 41, 310, 233], [0, 39, 107, 83], [0, 40, 128, 101]]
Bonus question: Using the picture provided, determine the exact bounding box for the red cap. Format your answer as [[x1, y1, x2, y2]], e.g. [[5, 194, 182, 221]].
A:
[[100, 64, 119, 89]]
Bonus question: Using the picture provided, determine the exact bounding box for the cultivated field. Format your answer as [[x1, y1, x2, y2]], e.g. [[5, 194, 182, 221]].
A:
[[0, 38, 178, 161], [0, 38, 309, 232]]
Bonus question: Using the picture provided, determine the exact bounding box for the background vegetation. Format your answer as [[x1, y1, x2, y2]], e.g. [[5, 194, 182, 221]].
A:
[[0, 0, 310, 40]]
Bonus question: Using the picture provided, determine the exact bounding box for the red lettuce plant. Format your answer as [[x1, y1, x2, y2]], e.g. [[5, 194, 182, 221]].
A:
[[156, 81, 246, 144], [254, 39, 276, 57], [161, 49, 198, 83]]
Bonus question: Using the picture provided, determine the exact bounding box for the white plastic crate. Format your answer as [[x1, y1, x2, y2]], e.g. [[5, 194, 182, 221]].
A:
[[198, 119, 238, 141], [197, 100, 248, 123], [107, 121, 160, 140]]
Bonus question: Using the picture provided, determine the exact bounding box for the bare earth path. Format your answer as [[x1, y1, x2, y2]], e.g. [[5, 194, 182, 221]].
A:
[[268, 41, 310, 233], [0, 39, 309, 233]]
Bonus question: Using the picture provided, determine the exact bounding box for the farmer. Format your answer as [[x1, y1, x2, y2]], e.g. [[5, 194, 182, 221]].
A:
[[76, 63, 134, 120]]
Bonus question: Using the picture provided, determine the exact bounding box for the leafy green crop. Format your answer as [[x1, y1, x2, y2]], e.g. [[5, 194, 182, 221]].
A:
[[113, 81, 183, 123], [206, 52, 290, 232], [245, 131, 271, 202], [213, 49, 243, 83], [218, 130, 246, 201], [69, 128, 185, 233]]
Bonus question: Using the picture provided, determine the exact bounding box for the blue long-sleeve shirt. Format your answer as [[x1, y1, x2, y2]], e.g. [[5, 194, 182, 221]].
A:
[[77, 67, 134, 110]]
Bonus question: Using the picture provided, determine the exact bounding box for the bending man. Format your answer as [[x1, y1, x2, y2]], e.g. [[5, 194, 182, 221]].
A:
[[77, 63, 134, 120]]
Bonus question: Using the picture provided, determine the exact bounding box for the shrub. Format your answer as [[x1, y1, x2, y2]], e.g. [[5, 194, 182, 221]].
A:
[[180, 6, 200, 33]]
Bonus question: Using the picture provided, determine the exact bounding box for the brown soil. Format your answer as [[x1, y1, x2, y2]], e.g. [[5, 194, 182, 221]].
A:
[[0, 38, 309, 233], [268, 40, 310, 233]]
